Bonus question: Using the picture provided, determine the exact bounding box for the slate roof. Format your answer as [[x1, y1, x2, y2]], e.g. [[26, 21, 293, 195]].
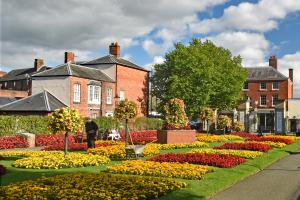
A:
[[0, 97, 18, 106], [246, 67, 288, 81], [82, 55, 149, 72], [0, 90, 66, 112], [32, 63, 115, 82], [0, 66, 51, 81]]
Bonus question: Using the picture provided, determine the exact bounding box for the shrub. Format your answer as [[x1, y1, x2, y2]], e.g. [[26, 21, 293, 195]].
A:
[[215, 142, 272, 152], [0, 116, 50, 136], [199, 107, 214, 132], [163, 98, 189, 130], [0, 135, 29, 149], [0, 173, 186, 200], [94, 117, 120, 130], [107, 160, 209, 179], [129, 117, 163, 131], [217, 115, 231, 132], [233, 121, 245, 132], [12, 153, 110, 169], [148, 153, 246, 168]]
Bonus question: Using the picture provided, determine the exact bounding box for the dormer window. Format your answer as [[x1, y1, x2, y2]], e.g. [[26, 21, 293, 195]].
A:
[[260, 82, 267, 90]]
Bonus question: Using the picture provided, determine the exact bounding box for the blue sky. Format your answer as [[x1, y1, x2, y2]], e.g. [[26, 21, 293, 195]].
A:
[[1, 0, 300, 96]]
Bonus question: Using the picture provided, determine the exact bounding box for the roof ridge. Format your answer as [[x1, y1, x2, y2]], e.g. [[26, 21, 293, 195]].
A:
[[33, 63, 65, 76], [43, 90, 51, 111], [45, 91, 68, 107], [67, 62, 73, 75]]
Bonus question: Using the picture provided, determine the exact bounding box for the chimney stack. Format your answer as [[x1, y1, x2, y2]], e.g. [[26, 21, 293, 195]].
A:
[[269, 55, 277, 70], [109, 42, 120, 58], [34, 58, 44, 71], [64, 52, 75, 63], [289, 68, 293, 82]]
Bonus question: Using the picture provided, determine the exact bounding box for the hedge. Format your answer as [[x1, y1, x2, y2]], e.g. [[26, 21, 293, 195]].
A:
[[0, 116, 49, 136], [0, 116, 163, 136]]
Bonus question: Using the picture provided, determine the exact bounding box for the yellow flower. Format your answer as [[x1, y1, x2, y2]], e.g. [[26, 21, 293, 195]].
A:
[[191, 148, 263, 158]]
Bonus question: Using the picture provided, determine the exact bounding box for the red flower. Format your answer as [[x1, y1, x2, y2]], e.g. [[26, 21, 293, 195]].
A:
[[247, 137, 293, 145], [215, 142, 271, 152], [0, 136, 28, 150], [120, 130, 157, 144], [148, 153, 246, 168]]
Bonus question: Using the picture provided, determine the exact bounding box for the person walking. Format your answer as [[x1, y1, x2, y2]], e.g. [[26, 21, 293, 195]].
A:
[[85, 118, 98, 148]]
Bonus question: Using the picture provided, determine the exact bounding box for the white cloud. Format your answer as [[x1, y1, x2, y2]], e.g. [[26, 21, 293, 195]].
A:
[[191, 0, 300, 33], [278, 52, 300, 97], [1, 0, 227, 69], [207, 32, 269, 66], [144, 56, 165, 71]]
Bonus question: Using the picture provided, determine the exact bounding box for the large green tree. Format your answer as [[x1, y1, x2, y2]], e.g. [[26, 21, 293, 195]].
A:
[[151, 39, 248, 117]]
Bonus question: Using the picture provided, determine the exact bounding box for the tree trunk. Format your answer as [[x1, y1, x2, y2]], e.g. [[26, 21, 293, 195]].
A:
[[206, 121, 209, 135], [64, 132, 68, 156], [125, 119, 129, 147]]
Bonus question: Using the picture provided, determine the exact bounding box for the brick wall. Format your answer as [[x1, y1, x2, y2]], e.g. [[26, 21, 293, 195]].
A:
[[0, 90, 28, 98], [69, 77, 102, 117], [116, 65, 149, 116], [243, 80, 292, 108]]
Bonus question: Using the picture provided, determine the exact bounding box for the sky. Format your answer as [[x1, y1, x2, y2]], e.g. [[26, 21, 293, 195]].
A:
[[1, 0, 300, 97]]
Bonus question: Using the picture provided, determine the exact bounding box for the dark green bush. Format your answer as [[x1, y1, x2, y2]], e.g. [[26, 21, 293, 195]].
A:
[[0, 116, 50, 136]]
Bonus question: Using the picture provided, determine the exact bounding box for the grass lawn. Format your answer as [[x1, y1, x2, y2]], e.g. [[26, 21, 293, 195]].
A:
[[1, 140, 300, 200]]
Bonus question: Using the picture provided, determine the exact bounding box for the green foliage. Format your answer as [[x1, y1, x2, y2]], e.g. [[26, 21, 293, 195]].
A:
[[233, 121, 245, 132], [129, 117, 163, 131], [94, 117, 120, 130], [199, 107, 214, 122], [114, 99, 138, 121], [164, 98, 188, 129], [217, 115, 232, 130], [48, 108, 84, 134], [151, 39, 248, 117], [0, 116, 49, 136]]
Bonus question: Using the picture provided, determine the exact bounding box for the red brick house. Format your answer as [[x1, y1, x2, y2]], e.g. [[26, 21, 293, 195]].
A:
[[238, 55, 293, 133], [0, 43, 149, 118]]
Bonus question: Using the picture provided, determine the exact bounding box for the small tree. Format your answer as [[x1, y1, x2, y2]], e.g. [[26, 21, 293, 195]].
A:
[[199, 107, 214, 134], [233, 121, 245, 132], [114, 99, 138, 146], [163, 98, 189, 129], [48, 108, 83, 156], [218, 115, 231, 134]]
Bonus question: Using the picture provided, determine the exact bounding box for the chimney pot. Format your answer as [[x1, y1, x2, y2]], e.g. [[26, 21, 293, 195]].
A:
[[269, 55, 277, 70], [289, 68, 293, 82], [34, 58, 44, 71], [109, 42, 120, 58], [64, 52, 75, 63]]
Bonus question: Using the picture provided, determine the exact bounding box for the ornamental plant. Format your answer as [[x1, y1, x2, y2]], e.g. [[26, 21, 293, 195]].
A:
[[163, 98, 189, 130], [48, 108, 84, 155], [199, 107, 214, 134], [233, 121, 245, 132], [217, 115, 231, 134], [215, 142, 272, 152], [114, 99, 138, 146]]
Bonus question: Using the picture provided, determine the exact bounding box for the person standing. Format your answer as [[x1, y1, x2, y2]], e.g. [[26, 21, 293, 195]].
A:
[[85, 118, 98, 148]]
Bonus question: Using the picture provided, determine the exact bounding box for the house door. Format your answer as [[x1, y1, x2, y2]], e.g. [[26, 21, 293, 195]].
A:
[[290, 119, 297, 132], [258, 113, 274, 132]]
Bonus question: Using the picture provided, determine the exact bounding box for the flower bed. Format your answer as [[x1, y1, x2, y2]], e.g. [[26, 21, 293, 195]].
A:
[[0, 173, 186, 199], [248, 141, 286, 148], [12, 153, 110, 169], [149, 141, 208, 150], [196, 134, 243, 143], [190, 148, 263, 159], [148, 153, 246, 168], [35, 134, 76, 146], [0, 136, 28, 149], [107, 160, 209, 179], [88, 144, 159, 159], [0, 150, 63, 158], [0, 165, 6, 175], [248, 137, 293, 145], [215, 142, 272, 152], [42, 142, 112, 151], [264, 135, 300, 142], [120, 130, 157, 143], [231, 132, 259, 140]]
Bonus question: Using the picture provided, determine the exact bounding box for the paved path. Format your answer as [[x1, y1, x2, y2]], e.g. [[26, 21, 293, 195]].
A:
[[210, 149, 300, 200]]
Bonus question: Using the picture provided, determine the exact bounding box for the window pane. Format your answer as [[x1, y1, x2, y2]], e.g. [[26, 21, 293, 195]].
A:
[[260, 95, 266, 105], [272, 82, 279, 89], [94, 86, 100, 101], [107, 88, 112, 104], [74, 84, 80, 102], [260, 82, 266, 89], [89, 85, 93, 102], [243, 82, 248, 89]]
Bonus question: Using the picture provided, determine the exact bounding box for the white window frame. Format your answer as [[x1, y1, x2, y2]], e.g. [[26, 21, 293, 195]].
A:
[[106, 88, 113, 104], [88, 85, 101, 104], [260, 95, 267, 106], [119, 90, 125, 101], [272, 82, 279, 90], [243, 82, 249, 91], [73, 83, 81, 103], [272, 95, 278, 106], [260, 82, 267, 90]]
